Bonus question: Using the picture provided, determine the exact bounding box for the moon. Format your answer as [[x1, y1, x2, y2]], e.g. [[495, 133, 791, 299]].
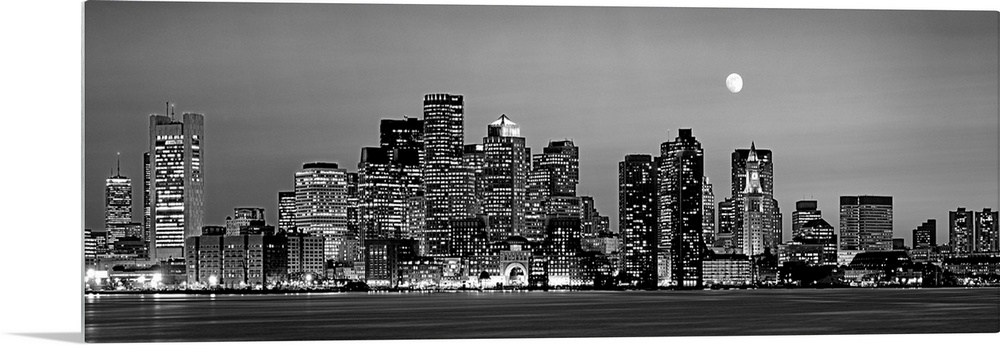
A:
[[726, 73, 743, 93]]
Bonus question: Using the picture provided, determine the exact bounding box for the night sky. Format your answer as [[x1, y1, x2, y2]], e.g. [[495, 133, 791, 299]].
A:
[[84, 2, 998, 246]]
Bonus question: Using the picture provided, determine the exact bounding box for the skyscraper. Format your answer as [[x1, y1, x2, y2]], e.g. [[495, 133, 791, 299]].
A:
[[379, 117, 424, 163], [147, 110, 205, 259], [741, 144, 767, 257], [294, 162, 349, 262], [658, 128, 704, 288], [912, 219, 936, 250], [949, 207, 975, 254], [105, 154, 132, 230], [702, 176, 715, 247], [422, 93, 465, 256], [839, 195, 893, 252], [619, 154, 657, 286], [792, 200, 822, 239], [462, 144, 486, 216], [483, 114, 529, 241], [975, 208, 998, 252], [142, 152, 151, 245], [527, 140, 580, 241], [717, 197, 737, 248], [277, 191, 296, 233], [730, 144, 778, 253], [794, 218, 838, 266]]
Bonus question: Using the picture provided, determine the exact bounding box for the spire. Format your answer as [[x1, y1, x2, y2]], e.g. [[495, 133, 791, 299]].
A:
[[116, 152, 121, 176], [747, 141, 758, 162]]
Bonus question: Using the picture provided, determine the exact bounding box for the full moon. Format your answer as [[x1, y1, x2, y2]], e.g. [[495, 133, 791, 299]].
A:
[[726, 73, 743, 93]]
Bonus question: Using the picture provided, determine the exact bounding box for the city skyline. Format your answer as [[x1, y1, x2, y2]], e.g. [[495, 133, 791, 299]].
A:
[[84, 3, 998, 247]]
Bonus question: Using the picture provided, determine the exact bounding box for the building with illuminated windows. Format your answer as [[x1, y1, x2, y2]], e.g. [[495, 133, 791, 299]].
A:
[[912, 219, 936, 250], [658, 128, 705, 288], [226, 207, 265, 236], [741, 143, 767, 257], [294, 162, 350, 262], [792, 200, 822, 239], [794, 218, 838, 265], [105, 155, 133, 237], [147, 111, 205, 260], [277, 191, 296, 232], [526, 140, 579, 241], [483, 114, 529, 241], [422, 93, 467, 256], [619, 154, 657, 287], [716, 198, 737, 249], [839, 195, 893, 252], [461, 144, 486, 216], [357, 116, 424, 250], [286, 231, 325, 278], [975, 208, 998, 253], [729, 144, 778, 254], [702, 177, 715, 246]]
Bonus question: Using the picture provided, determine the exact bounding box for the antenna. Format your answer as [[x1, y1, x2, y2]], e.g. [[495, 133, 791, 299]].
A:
[[116, 152, 121, 176]]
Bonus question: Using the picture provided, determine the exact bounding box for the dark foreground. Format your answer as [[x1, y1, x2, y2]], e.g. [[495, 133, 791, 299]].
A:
[[84, 288, 1000, 342]]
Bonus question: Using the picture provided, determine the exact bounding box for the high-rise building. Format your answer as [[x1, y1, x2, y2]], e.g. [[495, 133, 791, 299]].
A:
[[462, 144, 486, 216], [379, 117, 424, 163], [792, 200, 822, 239], [277, 191, 296, 232], [949, 207, 975, 254], [912, 219, 936, 250], [142, 152, 151, 245], [294, 162, 349, 262], [105, 155, 132, 232], [422, 93, 466, 256], [619, 154, 657, 286], [702, 177, 715, 247], [730, 144, 778, 253], [975, 208, 998, 253], [716, 198, 737, 248], [226, 207, 265, 236], [358, 147, 406, 242], [147, 110, 205, 259], [658, 128, 704, 288], [527, 140, 580, 241], [839, 195, 893, 252], [483, 114, 529, 241], [741, 144, 767, 257]]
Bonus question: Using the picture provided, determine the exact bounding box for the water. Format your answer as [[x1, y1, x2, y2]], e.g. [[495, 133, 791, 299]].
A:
[[84, 288, 1000, 342]]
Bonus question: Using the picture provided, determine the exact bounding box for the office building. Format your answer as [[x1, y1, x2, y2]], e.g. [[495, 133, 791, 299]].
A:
[[462, 144, 486, 216], [702, 177, 715, 246], [792, 200, 822, 239], [422, 93, 467, 256], [975, 208, 998, 252], [483, 114, 529, 241], [286, 231, 325, 278], [294, 162, 349, 262], [105, 155, 132, 232], [949, 207, 975, 254], [729, 144, 778, 253], [658, 128, 704, 288], [741, 144, 767, 257], [912, 219, 936, 250], [619, 154, 657, 286], [277, 191, 296, 232], [839, 195, 893, 252], [795, 218, 838, 265], [226, 207, 265, 236], [147, 110, 205, 259]]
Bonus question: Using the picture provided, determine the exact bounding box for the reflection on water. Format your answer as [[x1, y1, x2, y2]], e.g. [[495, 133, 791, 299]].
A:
[[85, 288, 1000, 343]]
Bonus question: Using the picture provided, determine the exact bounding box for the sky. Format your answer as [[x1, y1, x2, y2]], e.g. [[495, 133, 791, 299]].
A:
[[83, 2, 998, 246]]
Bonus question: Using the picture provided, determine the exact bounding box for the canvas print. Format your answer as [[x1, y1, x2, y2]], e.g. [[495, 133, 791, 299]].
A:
[[83, 1, 1000, 343]]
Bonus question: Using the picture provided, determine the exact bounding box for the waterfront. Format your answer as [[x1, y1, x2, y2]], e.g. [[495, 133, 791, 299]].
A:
[[84, 288, 1000, 342]]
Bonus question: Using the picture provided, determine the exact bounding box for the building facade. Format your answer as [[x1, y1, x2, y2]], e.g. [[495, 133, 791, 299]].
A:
[[658, 128, 705, 288], [483, 114, 529, 241], [422, 93, 467, 257], [839, 195, 893, 252], [619, 154, 657, 286], [147, 111, 205, 259], [294, 162, 350, 262]]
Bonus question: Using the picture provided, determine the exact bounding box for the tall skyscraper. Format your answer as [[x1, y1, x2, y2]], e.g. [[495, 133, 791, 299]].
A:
[[702, 176, 715, 247], [730, 144, 778, 253], [483, 114, 529, 241], [792, 200, 822, 239], [741, 144, 767, 257], [277, 191, 296, 232], [105, 154, 132, 230], [975, 208, 998, 252], [619, 154, 657, 286], [912, 219, 936, 250], [717, 197, 737, 248], [422, 93, 465, 256], [294, 162, 349, 262], [142, 152, 151, 245], [839, 195, 893, 252], [658, 128, 704, 288], [379, 117, 424, 163], [147, 110, 205, 259]]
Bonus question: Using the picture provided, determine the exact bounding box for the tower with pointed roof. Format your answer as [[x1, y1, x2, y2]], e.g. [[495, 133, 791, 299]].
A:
[[483, 114, 529, 241], [729, 142, 778, 255], [105, 153, 132, 231]]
